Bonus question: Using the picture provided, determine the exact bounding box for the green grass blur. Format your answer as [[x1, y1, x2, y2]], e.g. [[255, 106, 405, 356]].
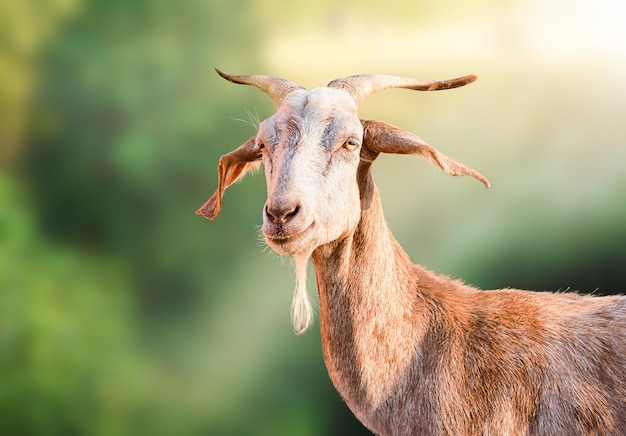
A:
[[1, 0, 625, 434]]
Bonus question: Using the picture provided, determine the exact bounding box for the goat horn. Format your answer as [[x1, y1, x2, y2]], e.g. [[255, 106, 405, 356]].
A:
[[327, 74, 477, 106], [215, 68, 305, 108]]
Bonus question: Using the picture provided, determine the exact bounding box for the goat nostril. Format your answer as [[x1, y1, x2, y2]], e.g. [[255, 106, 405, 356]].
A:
[[265, 205, 275, 222], [286, 205, 300, 220], [266, 204, 301, 224]]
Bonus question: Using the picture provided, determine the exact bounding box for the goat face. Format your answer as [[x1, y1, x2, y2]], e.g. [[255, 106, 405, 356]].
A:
[[258, 88, 364, 256]]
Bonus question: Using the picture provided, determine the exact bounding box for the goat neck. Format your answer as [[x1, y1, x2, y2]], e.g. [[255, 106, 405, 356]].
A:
[[311, 165, 426, 427]]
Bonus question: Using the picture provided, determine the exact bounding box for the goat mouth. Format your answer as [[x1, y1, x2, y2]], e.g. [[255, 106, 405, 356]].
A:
[[264, 222, 315, 247]]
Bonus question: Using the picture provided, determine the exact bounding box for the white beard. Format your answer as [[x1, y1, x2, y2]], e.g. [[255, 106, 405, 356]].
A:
[[291, 252, 314, 335]]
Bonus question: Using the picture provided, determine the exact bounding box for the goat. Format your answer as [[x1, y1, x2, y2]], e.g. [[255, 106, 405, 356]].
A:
[[197, 69, 626, 435]]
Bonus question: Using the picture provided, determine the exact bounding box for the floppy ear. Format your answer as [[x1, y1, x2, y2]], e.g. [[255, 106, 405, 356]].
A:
[[196, 136, 261, 220], [361, 119, 490, 188]]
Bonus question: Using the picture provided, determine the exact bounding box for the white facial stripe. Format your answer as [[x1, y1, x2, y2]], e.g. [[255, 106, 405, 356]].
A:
[[260, 86, 364, 333]]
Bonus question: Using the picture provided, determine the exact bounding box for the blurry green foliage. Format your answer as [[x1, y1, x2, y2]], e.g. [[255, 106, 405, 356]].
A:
[[21, 0, 261, 321], [1, 175, 141, 434]]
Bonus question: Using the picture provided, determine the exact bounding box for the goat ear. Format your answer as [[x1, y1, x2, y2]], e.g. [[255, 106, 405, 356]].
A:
[[361, 120, 490, 188], [196, 136, 261, 220]]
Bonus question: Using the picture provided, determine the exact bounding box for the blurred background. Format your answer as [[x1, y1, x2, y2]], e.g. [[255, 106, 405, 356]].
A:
[[1, 0, 625, 434]]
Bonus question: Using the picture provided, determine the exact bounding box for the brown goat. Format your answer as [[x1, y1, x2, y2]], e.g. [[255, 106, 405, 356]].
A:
[[198, 69, 626, 435]]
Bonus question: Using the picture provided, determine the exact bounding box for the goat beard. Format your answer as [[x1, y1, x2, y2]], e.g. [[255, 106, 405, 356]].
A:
[[292, 252, 314, 335]]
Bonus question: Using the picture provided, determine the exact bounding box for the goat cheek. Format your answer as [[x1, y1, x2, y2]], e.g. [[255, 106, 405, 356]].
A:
[[329, 194, 360, 239]]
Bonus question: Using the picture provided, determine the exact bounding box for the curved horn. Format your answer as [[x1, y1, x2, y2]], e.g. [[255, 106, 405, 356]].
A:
[[215, 68, 305, 108], [327, 74, 477, 106]]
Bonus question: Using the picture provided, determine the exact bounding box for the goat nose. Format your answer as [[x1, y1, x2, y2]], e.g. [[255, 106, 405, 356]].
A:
[[265, 203, 301, 224]]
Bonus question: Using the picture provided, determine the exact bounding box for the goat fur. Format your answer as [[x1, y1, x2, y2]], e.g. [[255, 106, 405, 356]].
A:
[[198, 69, 626, 435]]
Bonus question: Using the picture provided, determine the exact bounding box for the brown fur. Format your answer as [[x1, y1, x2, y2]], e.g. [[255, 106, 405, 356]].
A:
[[314, 168, 626, 435]]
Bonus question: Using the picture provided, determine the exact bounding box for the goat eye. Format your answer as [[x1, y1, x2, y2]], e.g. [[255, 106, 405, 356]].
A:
[[343, 138, 360, 152]]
